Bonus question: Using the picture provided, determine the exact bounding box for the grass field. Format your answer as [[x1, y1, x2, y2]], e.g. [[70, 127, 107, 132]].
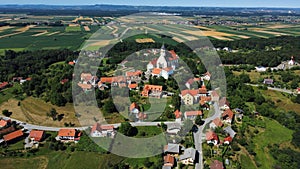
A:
[[252, 118, 293, 169], [0, 25, 99, 52], [260, 89, 300, 114], [0, 97, 80, 127]]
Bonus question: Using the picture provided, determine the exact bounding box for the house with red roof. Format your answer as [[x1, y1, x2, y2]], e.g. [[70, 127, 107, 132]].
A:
[[209, 118, 223, 129], [163, 154, 175, 167], [223, 136, 233, 145], [222, 109, 234, 124], [206, 131, 219, 145], [126, 70, 142, 80], [0, 119, 11, 129], [297, 88, 300, 94], [128, 83, 138, 90], [184, 111, 202, 120], [0, 82, 9, 90], [141, 85, 163, 98], [3, 129, 23, 143], [180, 89, 200, 105], [29, 130, 45, 142], [90, 123, 115, 138], [57, 129, 79, 142], [173, 110, 182, 122]]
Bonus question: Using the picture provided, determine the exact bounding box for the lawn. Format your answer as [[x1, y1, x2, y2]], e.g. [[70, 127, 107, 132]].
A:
[[240, 154, 257, 169], [252, 118, 293, 169], [65, 26, 82, 32], [135, 126, 163, 138]]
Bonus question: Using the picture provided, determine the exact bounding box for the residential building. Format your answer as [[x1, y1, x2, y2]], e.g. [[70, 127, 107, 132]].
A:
[[219, 97, 230, 110], [141, 85, 163, 98], [29, 130, 45, 142], [223, 126, 236, 138], [223, 136, 233, 145], [184, 111, 202, 120], [210, 90, 220, 102], [164, 143, 180, 154], [0, 119, 10, 128], [180, 89, 200, 105], [173, 109, 182, 122], [3, 129, 23, 143], [57, 129, 77, 141], [179, 148, 197, 165], [163, 154, 175, 167], [263, 78, 274, 85], [209, 118, 223, 129], [0, 82, 9, 90], [206, 131, 219, 145], [90, 123, 115, 137], [222, 109, 234, 124]]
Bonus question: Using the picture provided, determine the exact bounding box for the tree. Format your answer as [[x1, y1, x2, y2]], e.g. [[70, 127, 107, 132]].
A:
[[47, 108, 58, 120], [195, 115, 204, 125], [103, 98, 117, 113], [2, 109, 12, 117], [119, 122, 137, 137]]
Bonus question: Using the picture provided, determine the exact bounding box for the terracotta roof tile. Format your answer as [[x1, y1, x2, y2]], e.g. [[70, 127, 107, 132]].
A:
[[3, 130, 23, 142]]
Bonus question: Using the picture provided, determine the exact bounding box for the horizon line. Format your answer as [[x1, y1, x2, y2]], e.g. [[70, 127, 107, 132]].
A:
[[0, 4, 300, 9]]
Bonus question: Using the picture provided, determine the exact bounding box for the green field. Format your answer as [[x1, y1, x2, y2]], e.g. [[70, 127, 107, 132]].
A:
[[0, 25, 100, 52], [252, 118, 293, 168]]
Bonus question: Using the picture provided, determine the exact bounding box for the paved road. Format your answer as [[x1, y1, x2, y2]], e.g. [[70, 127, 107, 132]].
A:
[[246, 83, 295, 94], [194, 103, 222, 169], [0, 116, 177, 131]]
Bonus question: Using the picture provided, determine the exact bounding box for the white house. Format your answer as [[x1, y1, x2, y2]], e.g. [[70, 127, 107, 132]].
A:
[[90, 123, 115, 138]]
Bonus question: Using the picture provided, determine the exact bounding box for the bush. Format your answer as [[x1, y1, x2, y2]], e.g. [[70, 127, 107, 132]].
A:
[[2, 109, 12, 117]]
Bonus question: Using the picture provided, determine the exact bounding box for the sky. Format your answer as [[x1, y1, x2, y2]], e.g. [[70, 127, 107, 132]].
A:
[[1, 0, 300, 8]]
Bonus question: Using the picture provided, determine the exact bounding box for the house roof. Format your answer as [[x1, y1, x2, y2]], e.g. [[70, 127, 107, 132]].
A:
[[185, 111, 202, 117], [219, 97, 230, 107], [174, 110, 182, 119], [222, 109, 234, 119], [0, 119, 8, 127], [206, 131, 218, 141], [60, 79, 69, 84], [91, 123, 114, 133], [199, 86, 207, 94], [164, 154, 175, 166], [81, 73, 93, 81], [78, 83, 92, 90], [181, 89, 199, 96], [130, 102, 139, 111], [128, 83, 138, 89], [152, 68, 162, 75], [68, 61, 75, 65], [0, 82, 9, 88], [163, 67, 173, 72], [210, 160, 224, 169], [100, 77, 113, 83], [224, 136, 232, 143], [58, 129, 76, 137], [200, 96, 212, 105], [164, 143, 180, 154], [212, 118, 223, 127], [169, 50, 178, 60], [29, 130, 44, 141], [3, 129, 23, 142], [126, 70, 142, 77], [224, 126, 236, 138], [144, 85, 163, 91], [179, 148, 196, 161]]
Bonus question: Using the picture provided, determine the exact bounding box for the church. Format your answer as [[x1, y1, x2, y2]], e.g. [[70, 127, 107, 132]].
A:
[[147, 44, 179, 79]]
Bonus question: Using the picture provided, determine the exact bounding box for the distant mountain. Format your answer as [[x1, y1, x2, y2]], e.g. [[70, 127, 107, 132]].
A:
[[0, 4, 299, 16]]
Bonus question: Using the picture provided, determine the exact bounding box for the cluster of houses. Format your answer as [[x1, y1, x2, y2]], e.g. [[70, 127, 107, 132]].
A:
[[129, 102, 148, 122], [0, 117, 116, 148], [163, 143, 198, 169]]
